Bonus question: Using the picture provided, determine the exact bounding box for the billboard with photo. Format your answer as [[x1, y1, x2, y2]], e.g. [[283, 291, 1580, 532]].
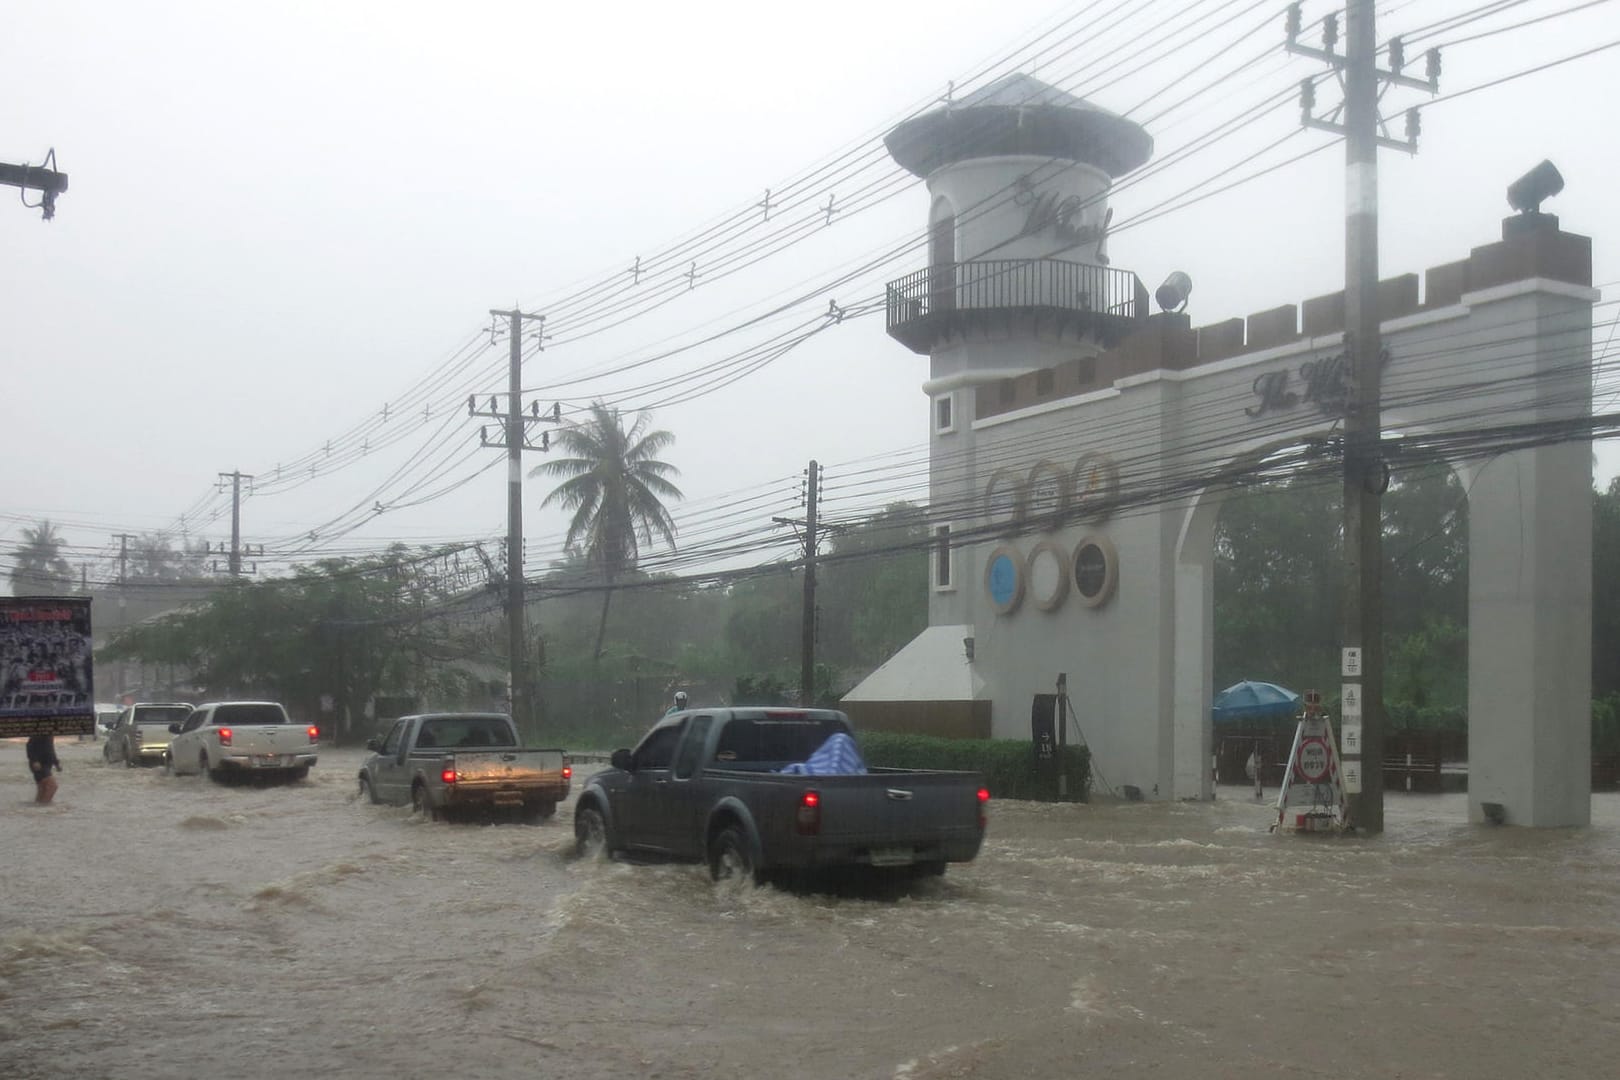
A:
[[1, 596, 95, 737]]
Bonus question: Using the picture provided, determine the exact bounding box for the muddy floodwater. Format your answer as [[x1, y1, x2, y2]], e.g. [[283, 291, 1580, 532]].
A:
[[2, 738, 1616, 1079]]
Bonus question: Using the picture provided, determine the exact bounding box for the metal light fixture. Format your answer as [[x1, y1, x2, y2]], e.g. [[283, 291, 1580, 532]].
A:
[[1506, 160, 1564, 214], [1155, 271, 1192, 313]]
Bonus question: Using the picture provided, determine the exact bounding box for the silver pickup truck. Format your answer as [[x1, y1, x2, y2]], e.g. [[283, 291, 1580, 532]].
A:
[[103, 702, 193, 767], [358, 713, 571, 824]]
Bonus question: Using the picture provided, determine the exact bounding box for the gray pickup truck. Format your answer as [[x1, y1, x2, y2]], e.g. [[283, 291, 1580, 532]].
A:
[[359, 712, 571, 824], [574, 708, 988, 882]]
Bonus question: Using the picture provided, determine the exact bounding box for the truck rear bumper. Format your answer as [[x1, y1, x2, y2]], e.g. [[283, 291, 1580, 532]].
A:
[[218, 753, 318, 771], [780, 833, 984, 870], [444, 783, 570, 809]]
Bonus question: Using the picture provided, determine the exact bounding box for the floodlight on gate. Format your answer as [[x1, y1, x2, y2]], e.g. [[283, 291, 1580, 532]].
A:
[[1155, 272, 1192, 313], [1507, 160, 1563, 214]]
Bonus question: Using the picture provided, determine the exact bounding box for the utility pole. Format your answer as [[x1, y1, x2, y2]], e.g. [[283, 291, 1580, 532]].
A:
[[217, 471, 254, 578], [1288, 2, 1437, 833], [474, 308, 558, 733], [0, 150, 68, 219], [774, 460, 822, 706], [114, 533, 135, 586]]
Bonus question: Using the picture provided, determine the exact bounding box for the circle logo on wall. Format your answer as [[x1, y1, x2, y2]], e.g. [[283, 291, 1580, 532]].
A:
[[1026, 460, 1070, 531], [1072, 533, 1118, 608], [1072, 452, 1120, 523], [983, 467, 1027, 535], [985, 544, 1024, 615], [1027, 540, 1070, 612]]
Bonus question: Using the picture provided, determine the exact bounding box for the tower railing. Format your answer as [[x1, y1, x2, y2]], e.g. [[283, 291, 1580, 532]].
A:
[[885, 259, 1146, 351]]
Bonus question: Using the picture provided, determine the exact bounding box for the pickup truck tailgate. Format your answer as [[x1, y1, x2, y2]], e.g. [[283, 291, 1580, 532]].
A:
[[810, 771, 984, 857], [447, 749, 565, 788]]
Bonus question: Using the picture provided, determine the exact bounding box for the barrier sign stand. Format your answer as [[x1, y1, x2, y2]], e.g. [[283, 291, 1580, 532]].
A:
[[1272, 690, 1346, 834]]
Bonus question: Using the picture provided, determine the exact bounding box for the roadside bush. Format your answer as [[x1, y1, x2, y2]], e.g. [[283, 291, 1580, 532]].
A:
[[855, 731, 1089, 802]]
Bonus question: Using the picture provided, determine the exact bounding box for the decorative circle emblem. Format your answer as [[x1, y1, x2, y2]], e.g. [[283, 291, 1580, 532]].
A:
[[1025, 460, 1070, 531], [985, 544, 1024, 615], [1072, 533, 1118, 608], [1072, 452, 1120, 523], [1027, 540, 1070, 612], [983, 467, 1027, 535]]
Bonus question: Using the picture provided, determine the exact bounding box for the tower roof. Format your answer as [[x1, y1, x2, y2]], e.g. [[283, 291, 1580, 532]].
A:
[[885, 73, 1152, 179]]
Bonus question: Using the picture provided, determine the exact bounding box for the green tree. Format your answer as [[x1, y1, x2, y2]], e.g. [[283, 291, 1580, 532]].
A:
[[1212, 462, 1468, 711], [1593, 478, 1620, 698], [532, 402, 682, 662], [817, 501, 928, 667], [102, 547, 486, 742], [9, 519, 75, 596]]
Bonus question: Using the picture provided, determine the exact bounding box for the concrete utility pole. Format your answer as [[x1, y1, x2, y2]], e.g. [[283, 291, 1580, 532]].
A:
[[773, 460, 823, 706], [217, 471, 254, 578], [1288, 1, 1438, 833], [0, 151, 68, 219], [114, 533, 135, 586], [474, 309, 557, 733], [801, 460, 820, 706]]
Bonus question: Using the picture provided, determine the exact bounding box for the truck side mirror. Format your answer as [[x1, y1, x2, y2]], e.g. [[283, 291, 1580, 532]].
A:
[[365, 736, 383, 752], [610, 748, 634, 772], [168, 723, 181, 734]]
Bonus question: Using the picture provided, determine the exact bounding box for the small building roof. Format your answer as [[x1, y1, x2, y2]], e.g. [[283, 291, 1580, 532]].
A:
[[885, 72, 1153, 179], [841, 624, 987, 703]]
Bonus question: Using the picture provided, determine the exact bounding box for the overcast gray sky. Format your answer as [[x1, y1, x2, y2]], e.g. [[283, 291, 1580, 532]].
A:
[[3, 0, 1617, 587]]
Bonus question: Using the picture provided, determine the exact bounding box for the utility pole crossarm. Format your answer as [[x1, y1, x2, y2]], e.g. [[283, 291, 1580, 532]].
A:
[[0, 158, 68, 219]]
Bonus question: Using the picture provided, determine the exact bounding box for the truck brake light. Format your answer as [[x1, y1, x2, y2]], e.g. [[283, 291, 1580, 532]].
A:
[[307, 726, 320, 743], [441, 767, 457, 785], [977, 786, 990, 831], [796, 789, 821, 836], [562, 765, 573, 780], [217, 727, 233, 746]]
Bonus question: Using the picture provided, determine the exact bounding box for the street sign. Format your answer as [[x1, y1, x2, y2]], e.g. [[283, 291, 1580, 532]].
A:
[[1297, 737, 1330, 782], [1340, 720, 1362, 756], [1342, 758, 1363, 794], [1341, 647, 1362, 677], [1274, 716, 1347, 833], [1340, 683, 1362, 719]]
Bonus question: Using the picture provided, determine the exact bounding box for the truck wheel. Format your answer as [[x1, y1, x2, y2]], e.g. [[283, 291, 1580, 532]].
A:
[[103, 741, 116, 764], [912, 861, 948, 878], [358, 775, 378, 804], [574, 805, 608, 857], [201, 753, 223, 783], [411, 783, 439, 821], [289, 766, 310, 782], [124, 747, 137, 768], [708, 825, 760, 886]]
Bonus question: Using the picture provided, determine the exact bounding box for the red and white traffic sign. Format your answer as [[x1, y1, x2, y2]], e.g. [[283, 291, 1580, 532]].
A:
[[1297, 737, 1330, 783]]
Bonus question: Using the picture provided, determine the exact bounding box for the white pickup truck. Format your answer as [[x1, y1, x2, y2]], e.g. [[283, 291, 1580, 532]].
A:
[[167, 700, 319, 783]]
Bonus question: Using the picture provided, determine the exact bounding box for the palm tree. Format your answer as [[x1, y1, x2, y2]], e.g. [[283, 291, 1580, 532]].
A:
[[533, 402, 682, 661], [10, 519, 75, 596]]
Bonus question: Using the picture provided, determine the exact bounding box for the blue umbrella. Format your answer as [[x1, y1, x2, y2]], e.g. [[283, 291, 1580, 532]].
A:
[[1212, 680, 1300, 724]]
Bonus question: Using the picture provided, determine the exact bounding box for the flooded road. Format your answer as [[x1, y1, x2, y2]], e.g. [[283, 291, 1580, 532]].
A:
[[3, 737, 1617, 1079]]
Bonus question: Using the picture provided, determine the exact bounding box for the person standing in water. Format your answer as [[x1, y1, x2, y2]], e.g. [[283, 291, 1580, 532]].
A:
[[27, 731, 61, 803]]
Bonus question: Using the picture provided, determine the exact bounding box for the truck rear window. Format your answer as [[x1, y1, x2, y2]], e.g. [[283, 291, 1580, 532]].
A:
[[712, 717, 850, 765], [135, 706, 191, 726], [210, 704, 291, 726], [416, 718, 515, 749]]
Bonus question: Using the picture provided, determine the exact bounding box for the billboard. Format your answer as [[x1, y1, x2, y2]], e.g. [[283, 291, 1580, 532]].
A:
[[1, 596, 94, 737]]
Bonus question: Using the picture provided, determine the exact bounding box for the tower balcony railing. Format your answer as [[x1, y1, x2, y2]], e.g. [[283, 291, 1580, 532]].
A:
[[885, 258, 1148, 353]]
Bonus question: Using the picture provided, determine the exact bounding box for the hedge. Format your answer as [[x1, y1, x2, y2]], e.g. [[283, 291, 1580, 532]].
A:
[[855, 731, 1090, 802]]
